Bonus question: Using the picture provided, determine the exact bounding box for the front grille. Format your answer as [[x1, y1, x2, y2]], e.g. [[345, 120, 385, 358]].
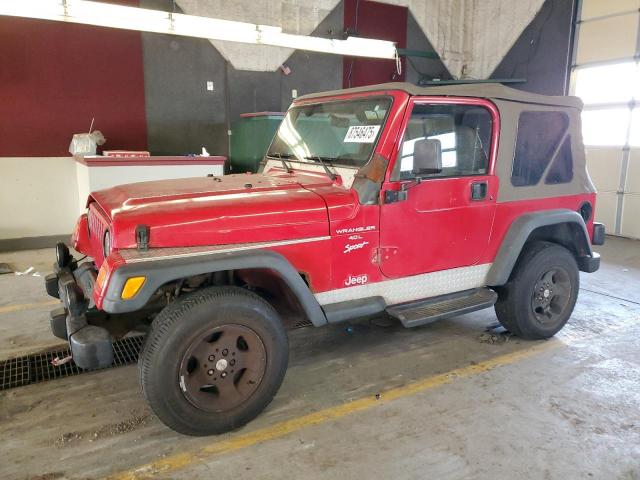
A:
[[88, 203, 109, 266]]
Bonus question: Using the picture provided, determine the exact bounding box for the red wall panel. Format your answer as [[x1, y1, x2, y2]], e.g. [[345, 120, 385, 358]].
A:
[[0, 8, 147, 156], [343, 0, 407, 88]]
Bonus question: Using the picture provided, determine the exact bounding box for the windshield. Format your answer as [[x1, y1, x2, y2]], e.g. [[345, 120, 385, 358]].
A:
[[267, 97, 392, 168]]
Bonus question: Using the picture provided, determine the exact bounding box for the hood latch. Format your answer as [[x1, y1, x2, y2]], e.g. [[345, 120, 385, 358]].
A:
[[136, 225, 150, 251]]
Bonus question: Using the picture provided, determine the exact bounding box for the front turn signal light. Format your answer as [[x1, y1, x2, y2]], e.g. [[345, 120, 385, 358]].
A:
[[121, 276, 146, 300], [96, 264, 108, 290]]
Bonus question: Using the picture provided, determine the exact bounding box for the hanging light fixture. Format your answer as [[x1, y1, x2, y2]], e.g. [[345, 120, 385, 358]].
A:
[[0, 0, 397, 59]]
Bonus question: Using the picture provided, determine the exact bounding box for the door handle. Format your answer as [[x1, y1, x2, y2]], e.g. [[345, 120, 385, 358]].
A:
[[470, 181, 488, 200]]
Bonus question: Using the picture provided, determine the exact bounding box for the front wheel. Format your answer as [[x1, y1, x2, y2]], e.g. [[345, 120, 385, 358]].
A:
[[139, 286, 288, 436], [495, 242, 579, 339]]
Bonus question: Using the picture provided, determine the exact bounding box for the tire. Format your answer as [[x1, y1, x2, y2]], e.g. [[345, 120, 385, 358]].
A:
[[494, 241, 579, 340], [139, 286, 288, 436]]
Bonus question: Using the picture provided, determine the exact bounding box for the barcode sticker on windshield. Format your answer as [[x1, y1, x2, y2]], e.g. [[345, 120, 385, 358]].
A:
[[344, 125, 380, 143]]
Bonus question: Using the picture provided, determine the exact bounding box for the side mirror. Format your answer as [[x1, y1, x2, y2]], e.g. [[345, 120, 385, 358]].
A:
[[412, 138, 442, 176]]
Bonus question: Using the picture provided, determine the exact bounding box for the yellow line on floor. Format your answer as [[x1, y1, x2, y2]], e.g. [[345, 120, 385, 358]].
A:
[[0, 300, 58, 314], [106, 339, 561, 480]]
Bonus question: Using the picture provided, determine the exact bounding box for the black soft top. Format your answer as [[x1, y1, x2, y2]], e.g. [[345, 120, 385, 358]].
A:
[[297, 82, 583, 110]]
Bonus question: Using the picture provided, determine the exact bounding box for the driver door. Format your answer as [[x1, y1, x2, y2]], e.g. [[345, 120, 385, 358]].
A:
[[379, 99, 498, 279]]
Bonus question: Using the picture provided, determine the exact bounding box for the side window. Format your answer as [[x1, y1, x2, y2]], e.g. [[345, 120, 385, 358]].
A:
[[512, 111, 571, 186], [545, 136, 573, 184], [394, 104, 492, 180]]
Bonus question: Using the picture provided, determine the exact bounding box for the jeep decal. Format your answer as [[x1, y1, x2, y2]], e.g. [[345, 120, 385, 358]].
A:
[[344, 274, 368, 287]]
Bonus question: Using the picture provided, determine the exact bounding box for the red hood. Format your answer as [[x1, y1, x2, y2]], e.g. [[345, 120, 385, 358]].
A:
[[89, 172, 357, 249]]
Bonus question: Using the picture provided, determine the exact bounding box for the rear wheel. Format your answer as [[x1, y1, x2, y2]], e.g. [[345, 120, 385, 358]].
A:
[[495, 242, 579, 339], [139, 286, 288, 435]]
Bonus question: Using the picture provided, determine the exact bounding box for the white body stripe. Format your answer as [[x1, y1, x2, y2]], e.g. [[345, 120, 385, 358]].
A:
[[315, 264, 493, 306], [120, 236, 330, 263]]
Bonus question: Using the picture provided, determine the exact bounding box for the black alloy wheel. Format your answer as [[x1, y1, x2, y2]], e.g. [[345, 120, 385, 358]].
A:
[[495, 241, 579, 339]]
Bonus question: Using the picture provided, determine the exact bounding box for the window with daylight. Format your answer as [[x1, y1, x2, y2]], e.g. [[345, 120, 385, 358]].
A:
[[394, 103, 492, 180], [581, 108, 631, 147], [573, 61, 640, 147]]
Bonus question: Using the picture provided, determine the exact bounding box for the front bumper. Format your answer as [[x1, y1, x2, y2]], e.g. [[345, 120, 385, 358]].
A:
[[45, 244, 114, 370]]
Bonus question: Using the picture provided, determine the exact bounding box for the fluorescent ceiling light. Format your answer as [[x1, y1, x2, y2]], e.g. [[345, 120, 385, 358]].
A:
[[0, 0, 397, 60], [263, 32, 397, 59]]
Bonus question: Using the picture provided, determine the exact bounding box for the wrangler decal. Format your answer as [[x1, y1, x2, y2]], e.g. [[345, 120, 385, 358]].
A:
[[336, 226, 376, 235]]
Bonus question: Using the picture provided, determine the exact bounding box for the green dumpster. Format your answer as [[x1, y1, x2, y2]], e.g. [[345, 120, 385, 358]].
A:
[[230, 112, 284, 173]]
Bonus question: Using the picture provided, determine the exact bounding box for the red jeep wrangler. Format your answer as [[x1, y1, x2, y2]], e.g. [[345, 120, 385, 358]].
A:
[[46, 82, 605, 435]]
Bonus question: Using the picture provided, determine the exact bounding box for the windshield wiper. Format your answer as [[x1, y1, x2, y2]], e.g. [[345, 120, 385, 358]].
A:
[[266, 152, 294, 173], [304, 155, 337, 181]]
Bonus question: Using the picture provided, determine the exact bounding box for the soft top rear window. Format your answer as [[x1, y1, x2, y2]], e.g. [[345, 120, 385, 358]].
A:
[[512, 111, 571, 187]]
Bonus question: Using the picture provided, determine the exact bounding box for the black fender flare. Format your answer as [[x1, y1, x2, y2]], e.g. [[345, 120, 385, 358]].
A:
[[486, 209, 593, 286], [101, 249, 328, 326]]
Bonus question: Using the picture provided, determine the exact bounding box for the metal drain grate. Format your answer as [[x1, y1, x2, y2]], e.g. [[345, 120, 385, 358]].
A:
[[293, 319, 313, 329], [0, 335, 144, 391]]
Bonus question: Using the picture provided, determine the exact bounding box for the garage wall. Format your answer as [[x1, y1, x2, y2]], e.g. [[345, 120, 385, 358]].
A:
[[140, 0, 449, 154], [172, 0, 553, 84], [141, 32, 229, 156], [625, 149, 640, 238], [140, 0, 345, 155], [0, 158, 80, 243], [570, 0, 640, 239], [405, 11, 452, 85], [0, 8, 147, 157], [0, 3, 148, 245], [228, 1, 344, 120], [491, 0, 576, 95]]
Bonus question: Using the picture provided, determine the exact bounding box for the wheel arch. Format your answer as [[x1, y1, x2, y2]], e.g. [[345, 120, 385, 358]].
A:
[[100, 250, 328, 326], [487, 209, 593, 286]]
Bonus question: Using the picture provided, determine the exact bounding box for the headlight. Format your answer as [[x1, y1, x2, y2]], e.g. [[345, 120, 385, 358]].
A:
[[103, 230, 111, 258]]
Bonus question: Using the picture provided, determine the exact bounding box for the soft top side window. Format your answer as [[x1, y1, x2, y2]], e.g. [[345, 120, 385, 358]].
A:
[[545, 136, 573, 185], [392, 103, 492, 181], [512, 111, 572, 187]]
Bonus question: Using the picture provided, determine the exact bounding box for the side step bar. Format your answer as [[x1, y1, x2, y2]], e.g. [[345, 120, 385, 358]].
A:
[[386, 287, 498, 328], [322, 296, 386, 324]]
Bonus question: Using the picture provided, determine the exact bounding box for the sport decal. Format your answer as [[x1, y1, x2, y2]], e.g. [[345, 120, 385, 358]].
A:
[[343, 241, 369, 254], [344, 125, 381, 143]]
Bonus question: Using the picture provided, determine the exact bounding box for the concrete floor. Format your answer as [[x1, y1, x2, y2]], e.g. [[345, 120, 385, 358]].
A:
[[0, 236, 639, 480]]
